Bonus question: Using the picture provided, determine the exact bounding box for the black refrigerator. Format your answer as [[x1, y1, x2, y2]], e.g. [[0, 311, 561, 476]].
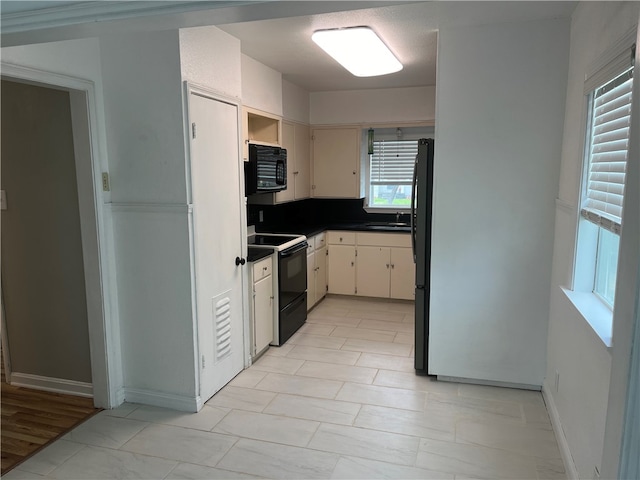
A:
[[411, 138, 434, 375]]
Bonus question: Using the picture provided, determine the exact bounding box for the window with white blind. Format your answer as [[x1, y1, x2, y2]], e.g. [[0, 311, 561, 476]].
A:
[[363, 126, 432, 210], [577, 59, 634, 308], [581, 68, 633, 234], [369, 139, 417, 207]]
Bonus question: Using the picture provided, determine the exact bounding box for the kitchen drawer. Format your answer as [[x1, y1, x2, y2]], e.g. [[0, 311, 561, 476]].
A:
[[327, 231, 356, 245], [314, 232, 326, 250], [357, 232, 411, 248], [252, 256, 272, 281]]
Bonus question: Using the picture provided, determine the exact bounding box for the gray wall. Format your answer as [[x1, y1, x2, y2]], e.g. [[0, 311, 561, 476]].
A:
[[1, 80, 92, 383]]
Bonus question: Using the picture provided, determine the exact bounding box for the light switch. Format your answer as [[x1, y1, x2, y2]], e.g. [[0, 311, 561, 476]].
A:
[[1, 190, 6, 210]]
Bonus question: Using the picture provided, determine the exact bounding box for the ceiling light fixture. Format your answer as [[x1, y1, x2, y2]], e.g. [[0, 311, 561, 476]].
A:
[[311, 27, 403, 77]]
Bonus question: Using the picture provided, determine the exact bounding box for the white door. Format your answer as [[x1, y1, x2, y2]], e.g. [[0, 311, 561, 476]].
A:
[[327, 245, 356, 295], [275, 121, 295, 203], [294, 123, 311, 199], [315, 246, 327, 303], [312, 128, 359, 198], [356, 246, 391, 298], [307, 249, 316, 309], [189, 92, 245, 403], [253, 275, 273, 355], [390, 247, 415, 300]]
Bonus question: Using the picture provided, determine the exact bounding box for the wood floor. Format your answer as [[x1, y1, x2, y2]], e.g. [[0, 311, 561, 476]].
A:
[[1, 349, 100, 475]]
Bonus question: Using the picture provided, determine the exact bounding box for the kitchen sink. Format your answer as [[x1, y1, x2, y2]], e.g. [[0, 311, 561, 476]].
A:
[[366, 222, 410, 228], [365, 222, 411, 231]]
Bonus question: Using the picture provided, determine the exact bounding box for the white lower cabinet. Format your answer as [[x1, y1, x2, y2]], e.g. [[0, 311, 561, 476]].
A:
[[327, 231, 356, 295], [250, 255, 274, 358], [314, 245, 327, 304], [328, 231, 414, 300], [307, 233, 328, 310], [356, 246, 392, 298], [390, 247, 415, 300], [327, 248, 356, 295]]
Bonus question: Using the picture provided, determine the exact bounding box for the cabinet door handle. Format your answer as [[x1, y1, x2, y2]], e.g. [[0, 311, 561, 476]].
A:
[[391, 264, 395, 269], [386, 264, 390, 269], [351, 261, 354, 267], [352, 170, 356, 175], [263, 266, 268, 271]]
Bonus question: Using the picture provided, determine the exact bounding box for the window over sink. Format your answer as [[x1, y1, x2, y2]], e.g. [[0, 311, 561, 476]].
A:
[[362, 126, 434, 212]]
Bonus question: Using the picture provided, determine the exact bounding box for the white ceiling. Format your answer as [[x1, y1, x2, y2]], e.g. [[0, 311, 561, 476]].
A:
[[1, 1, 577, 93], [220, 3, 439, 92], [219, 1, 576, 92]]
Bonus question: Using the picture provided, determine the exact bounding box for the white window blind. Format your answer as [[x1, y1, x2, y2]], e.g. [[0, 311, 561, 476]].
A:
[[370, 140, 417, 185], [581, 68, 633, 234]]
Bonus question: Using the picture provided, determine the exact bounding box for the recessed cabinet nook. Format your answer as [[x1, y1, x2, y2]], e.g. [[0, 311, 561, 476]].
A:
[[242, 106, 281, 160]]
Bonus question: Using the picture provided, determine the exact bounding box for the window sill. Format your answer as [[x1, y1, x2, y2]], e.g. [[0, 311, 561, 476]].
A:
[[363, 206, 411, 214], [561, 287, 613, 350]]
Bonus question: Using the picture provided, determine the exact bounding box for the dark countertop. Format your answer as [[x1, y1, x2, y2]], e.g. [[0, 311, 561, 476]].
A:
[[247, 247, 274, 263], [256, 222, 411, 237]]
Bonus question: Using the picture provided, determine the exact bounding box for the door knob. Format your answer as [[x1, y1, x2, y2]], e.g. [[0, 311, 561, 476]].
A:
[[235, 257, 246, 266]]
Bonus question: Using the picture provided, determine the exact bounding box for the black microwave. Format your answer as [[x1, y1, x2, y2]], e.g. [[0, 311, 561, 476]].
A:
[[244, 144, 287, 195]]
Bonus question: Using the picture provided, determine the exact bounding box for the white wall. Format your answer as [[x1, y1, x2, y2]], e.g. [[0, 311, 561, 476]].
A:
[[110, 205, 196, 405], [179, 25, 242, 100], [430, 18, 569, 386], [100, 30, 198, 407], [101, 30, 187, 205], [282, 79, 310, 124], [545, 2, 640, 478], [602, 12, 640, 477], [241, 54, 283, 115], [310, 86, 435, 125]]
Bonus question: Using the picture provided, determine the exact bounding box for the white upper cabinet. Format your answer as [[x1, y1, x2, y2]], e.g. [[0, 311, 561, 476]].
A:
[[275, 121, 310, 203], [312, 127, 361, 199]]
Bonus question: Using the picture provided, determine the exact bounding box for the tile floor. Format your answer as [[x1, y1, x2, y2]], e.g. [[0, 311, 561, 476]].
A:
[[4, 296, 566, 480]]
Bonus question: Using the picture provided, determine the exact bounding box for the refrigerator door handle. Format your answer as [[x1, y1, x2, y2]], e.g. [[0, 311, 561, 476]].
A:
[[410, 154, 418, 263]]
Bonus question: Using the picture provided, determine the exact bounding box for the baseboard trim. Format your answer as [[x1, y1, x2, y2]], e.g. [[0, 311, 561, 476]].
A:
[[542, 380, 579, 480], [124, 387, 201, 412], [10, 372, 93, 397], [437, 375, 541, 391], [114, 387, 126, 407]]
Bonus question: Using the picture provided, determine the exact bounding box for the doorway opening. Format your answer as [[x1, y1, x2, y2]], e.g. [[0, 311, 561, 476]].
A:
[[0, 64, 119, 412]]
